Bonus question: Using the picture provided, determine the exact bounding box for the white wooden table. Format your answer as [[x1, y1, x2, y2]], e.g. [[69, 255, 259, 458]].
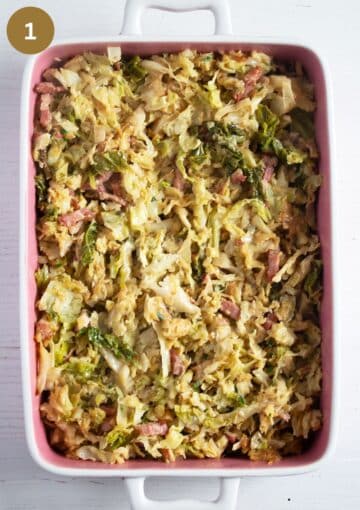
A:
[[0, 0, 359, 508]]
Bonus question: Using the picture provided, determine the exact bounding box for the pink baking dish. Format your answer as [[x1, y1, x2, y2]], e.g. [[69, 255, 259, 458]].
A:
[[19, 1, 338, 508]]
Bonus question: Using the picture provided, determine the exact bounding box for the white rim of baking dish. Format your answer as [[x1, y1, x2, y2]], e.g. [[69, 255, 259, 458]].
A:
[[19, 0, 339, 486]]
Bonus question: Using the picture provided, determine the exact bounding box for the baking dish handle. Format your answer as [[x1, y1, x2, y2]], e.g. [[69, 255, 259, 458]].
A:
[[125, 477, 240, 510], [121, 0, 232, 36]]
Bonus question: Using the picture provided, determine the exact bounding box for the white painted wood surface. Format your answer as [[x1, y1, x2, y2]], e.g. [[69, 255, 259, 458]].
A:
[[0, 0, 359, 508]]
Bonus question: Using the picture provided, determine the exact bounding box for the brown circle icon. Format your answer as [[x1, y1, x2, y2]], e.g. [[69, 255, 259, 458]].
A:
[[7, 7, 54, 54]]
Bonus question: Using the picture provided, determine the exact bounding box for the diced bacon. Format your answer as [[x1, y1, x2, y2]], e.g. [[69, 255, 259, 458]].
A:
[[58, 208, 95, 230], [40, 109, 51, 129], [100, 405, 117, 417], [39, 93, 52, 129], [233, 92, 243, 103], [220, 299, 240, 321], [170, 348, 185, 376], [262, 155, 278, 182], [70, 191, 79, 209], [246, 66, 264, 85], [226, 432, 238, 444], [96, 171, 112, 186], [50, 428, 65, 448], [106, 173, 126, 200], [97, 190, 127, 206], [263, 319, 274, 331], [202, 273, 210, 284], [97, 141, 107, 152], [263, 166, 274, 183], [35, 82, 65, 94], [230, 169, 247, 185], [263, 312, 278, 330], [136, 422, 168, 437], [279, 412, 291, 422], [53, 130, 63, 139], [36, 319, 55, 342], [267, 249, 281, 282], [84, 173, 128, 206], [39, 93, 51, 109], [172, 169, 185, 192], [234, 66, 263, 102], [100, 417, 115, 433]]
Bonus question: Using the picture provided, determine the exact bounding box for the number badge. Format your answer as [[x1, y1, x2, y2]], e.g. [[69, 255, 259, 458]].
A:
[[7, 7, 54, 54]]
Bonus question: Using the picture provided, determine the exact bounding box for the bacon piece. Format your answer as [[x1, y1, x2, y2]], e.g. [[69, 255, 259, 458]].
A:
[[50, 428, 66, 450], [262, 155, 278, 182], [220, 299, 240, 321], [36, 319, 55, 342], [172, 169, 185, 192], [40, 109, 51, 129], [37, 81, 65, 128], [246, 66, 263, 85], [53, 130, 63, 140], [83, 187, 127, 206], [81, 173, 109, 195], [230, 169, 247, 185], [58, 208, 95, 232], [70, 197, 79, 209], [97, 190, 127, 206], [279, 412, 290, 422], [35, 82, 65, 94], [226, 432, 238, 444], [263, 312, 278, 331], [170, 348, 185, 376], [96, 141, 107, 153], [101, 405, 117, 417], [106, 174, 126, 200], [136, 422, 168, 437], [100, 417, 115, 433], [202, 273, 210, 284], [95, 172, 112, 186], [267, 249, 281, 282], [234, 66, 263, 102], [39, 93, 52, 129], [84, 173, 128, 206]]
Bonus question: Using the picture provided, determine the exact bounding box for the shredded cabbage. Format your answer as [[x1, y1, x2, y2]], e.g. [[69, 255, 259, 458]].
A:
[[33, 48, 322, 465]]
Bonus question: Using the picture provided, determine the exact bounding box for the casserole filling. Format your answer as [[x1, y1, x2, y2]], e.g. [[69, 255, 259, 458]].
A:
[[32, 48, 322, 464]]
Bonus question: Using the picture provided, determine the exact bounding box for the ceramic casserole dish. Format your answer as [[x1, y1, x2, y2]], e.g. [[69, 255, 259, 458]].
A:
[[19, 1, 338, 508]]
